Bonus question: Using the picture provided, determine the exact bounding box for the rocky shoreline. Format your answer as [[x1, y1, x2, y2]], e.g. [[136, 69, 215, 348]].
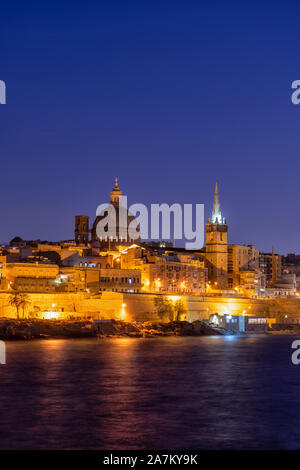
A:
[[0, 319, 226, 340]]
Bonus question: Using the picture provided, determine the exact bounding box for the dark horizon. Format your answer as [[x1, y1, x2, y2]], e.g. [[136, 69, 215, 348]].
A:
[[1, 1, 300, 254]]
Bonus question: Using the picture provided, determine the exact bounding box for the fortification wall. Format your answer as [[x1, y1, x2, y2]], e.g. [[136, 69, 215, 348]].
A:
[[264, 298, 300, 318], [1, 291, 300, 321]]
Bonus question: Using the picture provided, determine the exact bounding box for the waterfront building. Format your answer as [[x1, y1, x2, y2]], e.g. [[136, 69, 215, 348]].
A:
[[228, 244, 259, 287], [99, 268, 141, 293], [209, 313, 268, 333], [0, 258, 59, 292], [259, 248, 282, 286], [227, 244, 262, 295], [282, 254, 300, 293], [265, 273, 297, 297], [239, 270, 264, 297]]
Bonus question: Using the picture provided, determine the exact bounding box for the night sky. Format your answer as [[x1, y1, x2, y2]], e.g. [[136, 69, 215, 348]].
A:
[[1, 1, 300, 253]]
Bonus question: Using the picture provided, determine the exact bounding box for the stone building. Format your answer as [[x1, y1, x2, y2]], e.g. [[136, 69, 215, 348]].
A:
[[137, 252, 206, 294], [227, 244, 260, 290], [74, 215, 89, 245], [264, 273, 296, 297], [205, 183, 228, 289], [0, 258, 59, 292], [13, 277, 56, 292], [116, 244, 207, 294], [99, 268, 141, 293], [259, 248, 282, 286]]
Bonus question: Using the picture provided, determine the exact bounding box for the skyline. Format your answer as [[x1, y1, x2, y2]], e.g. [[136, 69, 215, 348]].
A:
[[2, 1, 300, 253], [0, 177, 289, 255]]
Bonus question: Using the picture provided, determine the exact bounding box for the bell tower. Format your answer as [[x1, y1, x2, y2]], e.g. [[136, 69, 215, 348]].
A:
[[75, 215, 89, 245], [206, 182, 228, 289]]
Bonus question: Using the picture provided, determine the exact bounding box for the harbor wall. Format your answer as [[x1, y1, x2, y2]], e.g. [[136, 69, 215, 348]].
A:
[[1, 291, 300, 321]]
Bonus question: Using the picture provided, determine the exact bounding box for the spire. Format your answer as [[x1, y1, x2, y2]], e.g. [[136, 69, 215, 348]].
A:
[[114, 176, 119, 189], [211, 182, 223, 223]]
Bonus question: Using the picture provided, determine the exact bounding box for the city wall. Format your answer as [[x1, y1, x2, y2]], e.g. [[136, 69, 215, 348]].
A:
[[1, 291, 300, 321]]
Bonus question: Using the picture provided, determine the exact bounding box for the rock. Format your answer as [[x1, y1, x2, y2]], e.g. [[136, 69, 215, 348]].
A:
[[0, 318, 236, 340]]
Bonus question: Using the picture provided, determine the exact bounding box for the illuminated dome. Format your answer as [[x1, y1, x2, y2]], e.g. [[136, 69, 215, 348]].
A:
[[110, 177, 122, 203], [91, 177, 140, 247]]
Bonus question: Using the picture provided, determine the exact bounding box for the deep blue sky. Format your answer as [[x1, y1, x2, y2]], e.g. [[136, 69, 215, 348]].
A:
[[1, 1, 300, 253]]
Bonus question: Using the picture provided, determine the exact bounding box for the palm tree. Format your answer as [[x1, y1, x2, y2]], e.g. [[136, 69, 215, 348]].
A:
[[8, 292, 22, 319], [19, 293, 30, 318]]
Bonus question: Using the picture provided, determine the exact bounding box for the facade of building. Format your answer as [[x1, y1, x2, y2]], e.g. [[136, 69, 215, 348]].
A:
[[118, 244, 207, 294], [227, 244, 261, 295], [265, 273, 297, 297], [239, 270, 262, 296], [138, 254, 207, 294], [13, 277, 56, 292], [210, 313, 268, 333], [99, 268, 141, 293], [0, 258, 59, 292], [259, 248, 282, 286]]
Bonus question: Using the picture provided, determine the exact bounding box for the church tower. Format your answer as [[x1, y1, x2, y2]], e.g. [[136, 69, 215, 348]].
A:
[[110, 177, 122, 204], [205, 182, 228, 289], [74, 215, 89, 245]]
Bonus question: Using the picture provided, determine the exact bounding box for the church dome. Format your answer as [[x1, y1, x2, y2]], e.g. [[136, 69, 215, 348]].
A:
[[110, 177, 122, 203], [10, 236, 25, 247], [91, 178, 140, 247]]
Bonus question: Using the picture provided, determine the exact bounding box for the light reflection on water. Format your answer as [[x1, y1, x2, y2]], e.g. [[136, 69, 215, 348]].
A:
[[0, 335, 299, 449]]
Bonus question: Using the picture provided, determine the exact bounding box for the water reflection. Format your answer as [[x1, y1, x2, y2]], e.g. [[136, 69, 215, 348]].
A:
[[0, 336, 299, 449]]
